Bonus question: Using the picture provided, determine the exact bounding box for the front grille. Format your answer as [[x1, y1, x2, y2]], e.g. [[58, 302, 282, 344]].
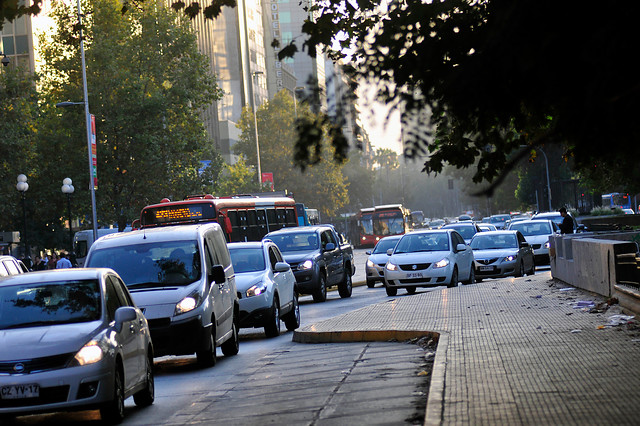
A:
[[476, 258, 498, 265], [0, 385, 69, 407], [148, 318, 171, 328], [399, 278, 434, 284], [0, 353, 74, 375], [399, 263, 431, 271]]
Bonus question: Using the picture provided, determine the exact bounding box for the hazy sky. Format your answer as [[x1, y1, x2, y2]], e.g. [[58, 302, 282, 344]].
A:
[[358, 81, 403, 154]]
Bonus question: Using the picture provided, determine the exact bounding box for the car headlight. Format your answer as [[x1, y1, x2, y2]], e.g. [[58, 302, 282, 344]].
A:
[[544, 242, 550, 249], [434, 258, 449, 268], [73, 340, 103, 366], [366, 259, 374, 268], [247, 282, 268, 297], [386, 262, 398, 271], [504, 255, 516, 262], [175, 293, 201, 315], [298, 260, 313, 270]]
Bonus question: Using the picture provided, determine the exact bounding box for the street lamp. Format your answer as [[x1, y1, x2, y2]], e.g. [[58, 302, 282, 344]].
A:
[[54, 0, 98, 242], [1, 52, 9, 67], [538, 147, 553, 211], [16, 174, 29, 260], [251, 71, 263, 186], [61, 178, 75, 255]]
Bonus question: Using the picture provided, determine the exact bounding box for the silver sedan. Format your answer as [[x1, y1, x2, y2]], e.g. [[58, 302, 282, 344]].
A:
[[470, 230, 535, 281]]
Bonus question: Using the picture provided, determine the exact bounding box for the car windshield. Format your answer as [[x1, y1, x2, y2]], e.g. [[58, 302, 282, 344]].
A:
[[229, 247, 266, 273], [471, 234, 517, 250], [510, 222, 552, 236], [88, 241, 201, 287], [444, 225, 477, 239], [0, 280, 101, 330], [269, 232, 318, 252], [394, 233, 449, 254], [372, 238, 400, 254]]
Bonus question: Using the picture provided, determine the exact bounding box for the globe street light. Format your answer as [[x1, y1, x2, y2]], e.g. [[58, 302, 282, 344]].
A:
[[251, 71, 263, 186], [16, 174, 29, 260], [61, 178, 75, 255]]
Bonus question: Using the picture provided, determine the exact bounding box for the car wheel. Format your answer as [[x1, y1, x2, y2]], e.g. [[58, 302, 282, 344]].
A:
[[527, 259, 536, 276], [100, 367, 125, 424], [385, 281, 397, 296], [196, 327, 216, 367], [283, 292, 300, 331], [221, 318, 239, 356], [463, 267, 475, 285], [406, 287, 417, 295], [312, 273, 327, 303], [264, 296, 281, 338], [366, 278, 375, 288], [516, 260, 524, 277], [338, 269, 352, 298], [133, 355, 155, 407], [447, 267, 458, 288]]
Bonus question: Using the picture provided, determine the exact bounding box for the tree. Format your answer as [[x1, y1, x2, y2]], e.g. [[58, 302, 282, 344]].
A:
[[235, 90, 349, 218], [210, 156, 260, 196], [37, 0, 224, 231]]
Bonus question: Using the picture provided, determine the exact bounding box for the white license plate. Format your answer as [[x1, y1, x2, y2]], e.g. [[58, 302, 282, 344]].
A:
[[479, 266, 494, 271], [1, 384, 40, 399], [406, 272, 423, 278]]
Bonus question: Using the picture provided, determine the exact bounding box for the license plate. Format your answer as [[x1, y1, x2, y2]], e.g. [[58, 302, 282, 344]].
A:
[[1, 384, 40, 399], [406, 272, 423, 278], [479, 266, 494, 271]]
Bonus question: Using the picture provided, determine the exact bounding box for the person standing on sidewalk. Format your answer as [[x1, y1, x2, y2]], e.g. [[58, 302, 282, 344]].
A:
[[56, 252, 73, 268], [558, 207, 574, 234]]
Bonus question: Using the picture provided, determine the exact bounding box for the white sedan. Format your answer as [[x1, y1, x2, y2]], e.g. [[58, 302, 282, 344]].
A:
[[383, 229, 474, 296], [508, 219, 558, 265]]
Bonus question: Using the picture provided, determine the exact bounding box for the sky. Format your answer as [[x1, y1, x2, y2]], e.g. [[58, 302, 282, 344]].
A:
[[357, 81, 403, 154]]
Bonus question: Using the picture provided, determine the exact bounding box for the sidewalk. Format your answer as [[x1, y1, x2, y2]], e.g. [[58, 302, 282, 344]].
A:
[[294, 271, 640, 425]]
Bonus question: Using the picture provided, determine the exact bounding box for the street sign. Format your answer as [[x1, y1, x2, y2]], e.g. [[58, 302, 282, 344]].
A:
[[91, 114, 97, 189]]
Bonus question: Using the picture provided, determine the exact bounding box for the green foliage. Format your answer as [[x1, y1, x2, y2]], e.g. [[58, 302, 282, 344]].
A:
[[37, 0, 223, 232], [591, 206, 624, 216], [210, 156, 260, 196]]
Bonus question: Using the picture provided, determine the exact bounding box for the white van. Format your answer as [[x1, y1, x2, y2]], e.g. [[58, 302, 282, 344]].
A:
[[74, 228, 131, 267], [85, 223, 239, 366]]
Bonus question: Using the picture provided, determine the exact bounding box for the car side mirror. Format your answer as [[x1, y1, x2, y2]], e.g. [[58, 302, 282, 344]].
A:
[[274, 262, 290, 273], [387, 249, 393, 256], [114, 306, 137, 333], [521, 242, 529, 247], [209, 264, 226, 284], [365, 251, 371, 255], [324, 242, 335, 251], [456, 243, 467, 252]]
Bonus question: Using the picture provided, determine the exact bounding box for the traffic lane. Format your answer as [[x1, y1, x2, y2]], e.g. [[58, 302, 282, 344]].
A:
[[7, 284, 392, 425]]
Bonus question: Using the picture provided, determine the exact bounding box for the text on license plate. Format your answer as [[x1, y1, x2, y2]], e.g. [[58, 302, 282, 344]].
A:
[[1, 384, 40, 399], [479, 266, 494, 271], [406, 272, 423, 278]]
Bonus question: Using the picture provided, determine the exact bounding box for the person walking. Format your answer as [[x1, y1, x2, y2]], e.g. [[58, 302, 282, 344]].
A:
[[559, 207, 574, 234], [48, 252, 58, 269], [33, 255, 47, 271], [56, 252, 73, 268]]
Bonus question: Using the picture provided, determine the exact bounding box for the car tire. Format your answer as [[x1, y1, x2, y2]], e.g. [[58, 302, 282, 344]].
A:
[[338, 269, 352, 298], [463, 267, 475, 285], [264, 296, 281, 338], [406, 287, 417, 295], [366, 278, 375, 288], [283, 292, 300, 331], [447, 267, 458, 288], [516, 260, 524, 277], [221, 318, 239, 356], [312, 273, 327, 303], [385, 281, 397, 296], [527, 260, 536, 276], [133, 355, 155, 407], [196, 327, 217, 367], [100, 367, 125, 424]]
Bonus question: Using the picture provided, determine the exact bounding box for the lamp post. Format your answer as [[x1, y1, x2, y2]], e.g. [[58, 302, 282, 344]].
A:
[[538, 147, 553, 211], [16, 174, 29, 260], [251, 71, 263, 187], [55, 0, 98, 242], [61, 178, 75, 254]]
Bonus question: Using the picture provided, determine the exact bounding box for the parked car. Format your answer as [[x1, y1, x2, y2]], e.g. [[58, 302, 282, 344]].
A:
[[0, 269, 154, 423], [228, 240, 299, 337], [85, 223, 239, 367], [508, 219, 559, 265], [365, 235, 402, 288], [383, 229, 475, 296], [470, 230, 535, 281], [442, 222, 482, 244], [0, 255, 28, 277], [265, 225, 355, 302], [532, 211, 578, 233]]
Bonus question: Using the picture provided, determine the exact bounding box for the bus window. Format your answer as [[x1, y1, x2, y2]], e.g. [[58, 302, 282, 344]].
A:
[[227, 210, 240, 242], [238, 210, 248, 241], [247, 210, 260, 241], [266, 208, 279, 231], [256, 209, 268, 238], [285, 208, 297, 227]]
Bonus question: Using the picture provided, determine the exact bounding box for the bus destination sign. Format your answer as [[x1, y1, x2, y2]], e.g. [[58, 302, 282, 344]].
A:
[[142, 203, 216, 226]]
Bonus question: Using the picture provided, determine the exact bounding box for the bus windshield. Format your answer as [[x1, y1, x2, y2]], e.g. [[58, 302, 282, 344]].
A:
[[373, 210, 405, 236]]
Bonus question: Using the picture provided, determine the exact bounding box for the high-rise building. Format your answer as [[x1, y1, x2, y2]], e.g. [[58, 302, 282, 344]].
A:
[[1, 14, 35, 72]]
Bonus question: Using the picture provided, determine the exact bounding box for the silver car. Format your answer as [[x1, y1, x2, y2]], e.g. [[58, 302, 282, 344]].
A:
[[365, 235, 402, 288], [383, 229, 475, 296], [228, 241, 300, 337], [507, 219, 558, 265], [470, 230, 535, 281], [0, 269, 154, 423]]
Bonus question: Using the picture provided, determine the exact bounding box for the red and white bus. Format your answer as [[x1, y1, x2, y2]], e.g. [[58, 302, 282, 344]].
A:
[[138, 194, 298, 242], [357, 204, 412, 247]]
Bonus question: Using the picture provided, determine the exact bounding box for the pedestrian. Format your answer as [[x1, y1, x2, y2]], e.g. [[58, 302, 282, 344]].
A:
[[56, 252, 73, 269], [558, 207, 574, 234], [33, 255, 47, 271], [49, 252, 59, 269]]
